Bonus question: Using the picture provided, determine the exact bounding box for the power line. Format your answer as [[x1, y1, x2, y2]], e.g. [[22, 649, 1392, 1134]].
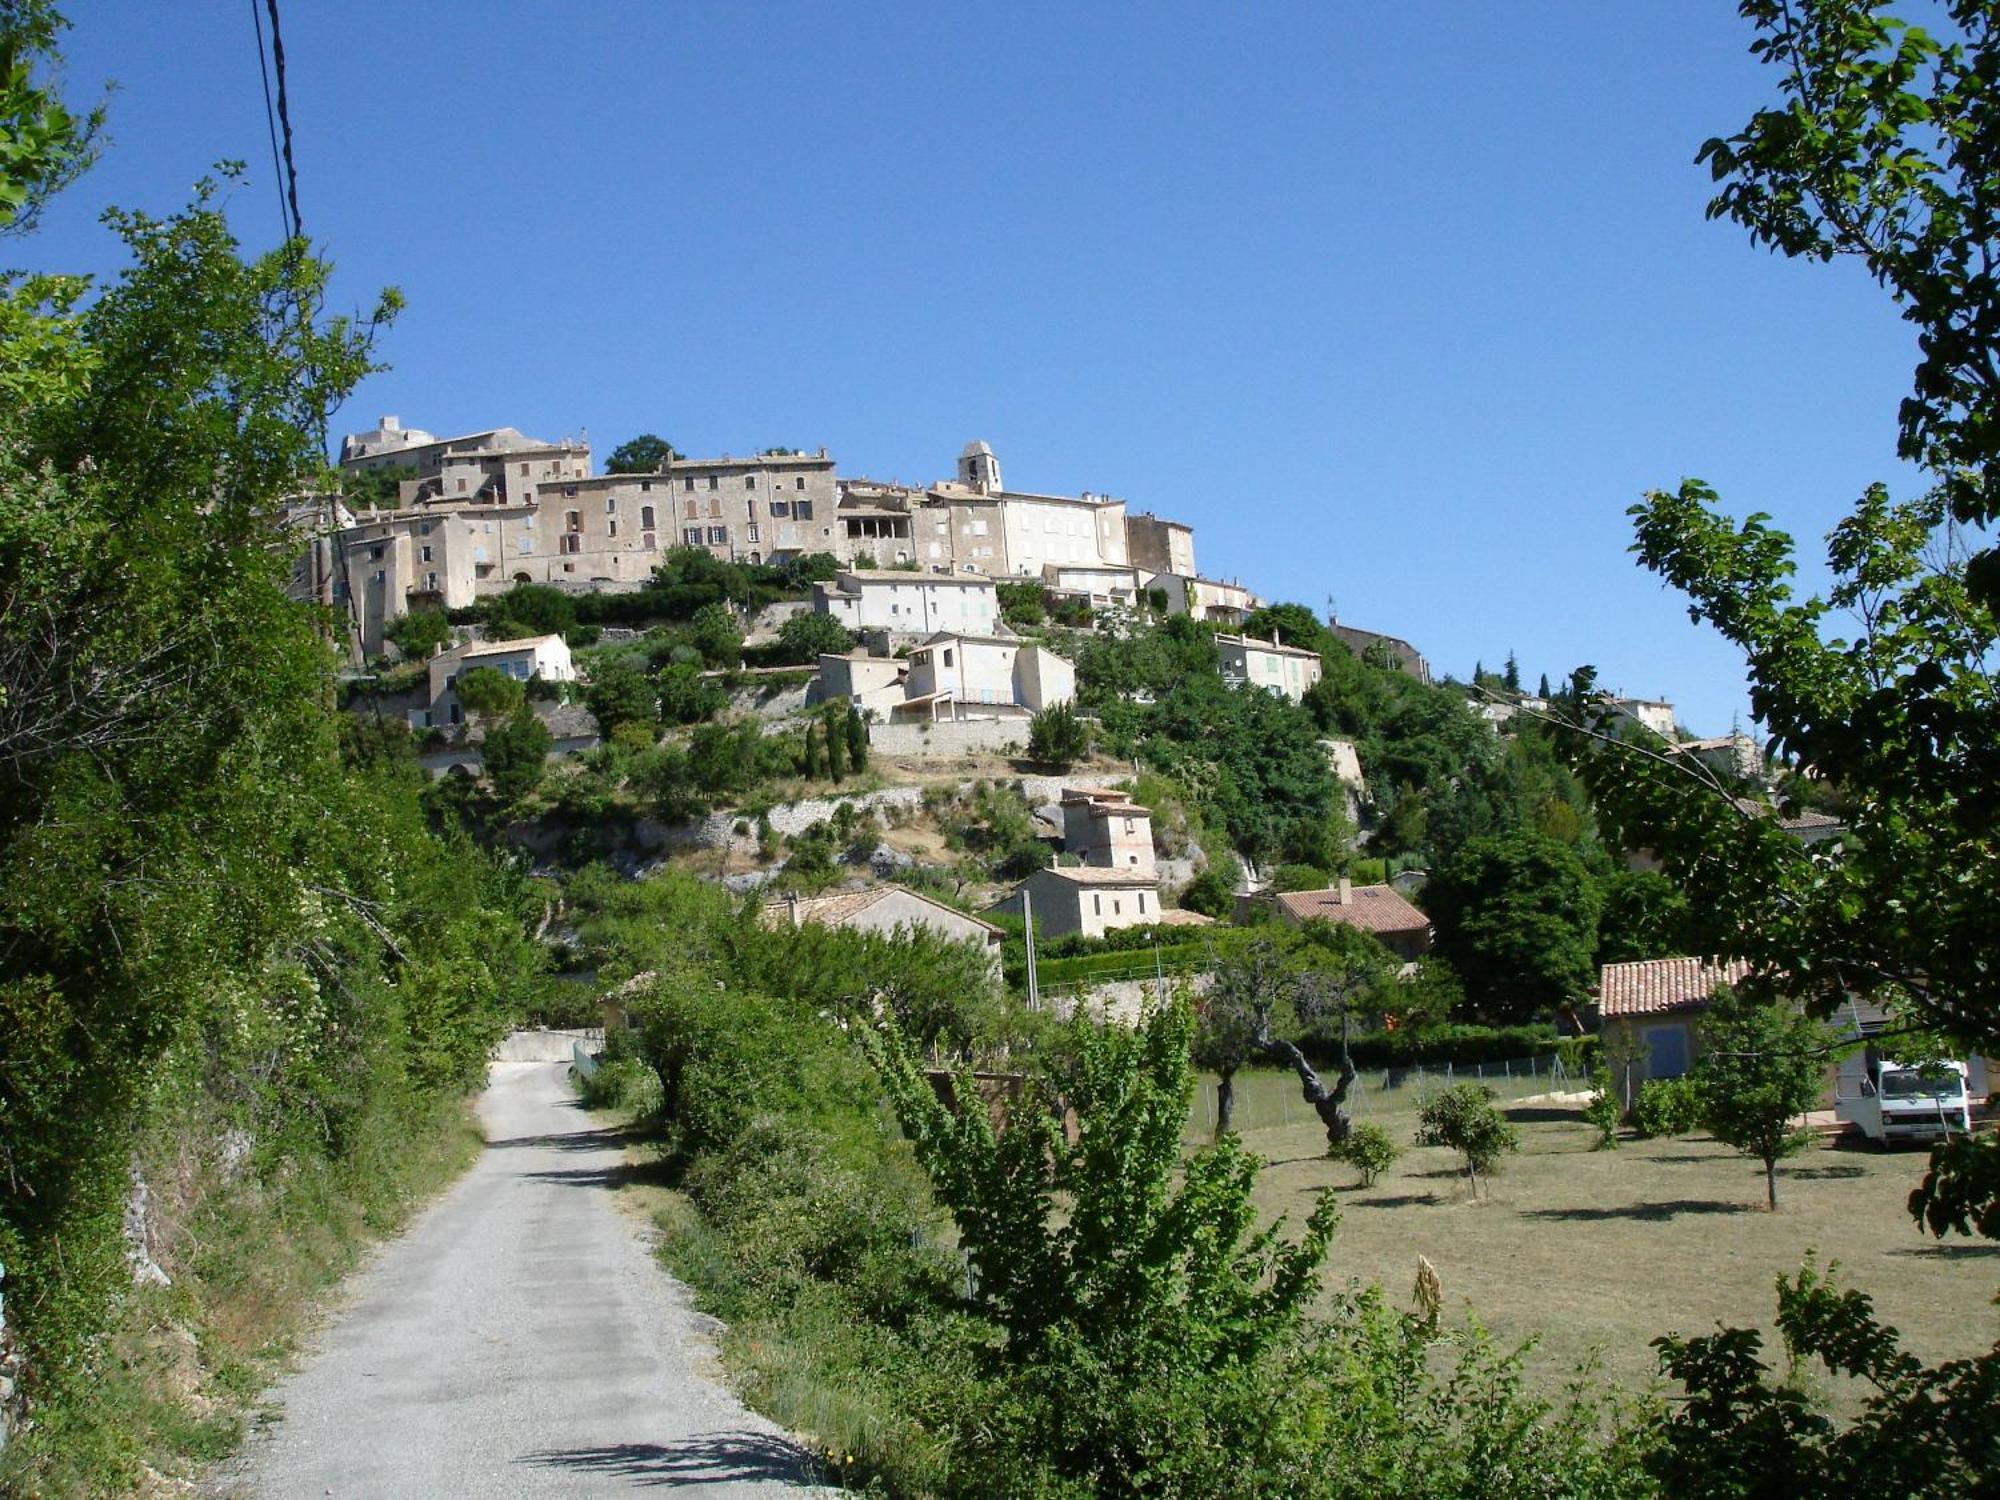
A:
[[249, 0, 303, 242], [264, 0, 303, 241], [248, 0, 289, 242]]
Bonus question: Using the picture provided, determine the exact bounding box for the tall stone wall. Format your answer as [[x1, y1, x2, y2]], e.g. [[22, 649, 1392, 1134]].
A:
[[869, 718, 1028, 758]]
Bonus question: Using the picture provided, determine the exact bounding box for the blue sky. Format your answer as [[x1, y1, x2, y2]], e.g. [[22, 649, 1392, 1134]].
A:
[[30, 3, 1925, 734]]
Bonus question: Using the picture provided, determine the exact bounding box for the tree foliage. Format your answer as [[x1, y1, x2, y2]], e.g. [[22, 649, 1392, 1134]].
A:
[[1414, 1084, 1520, 1194], [1692, 988, 1828, 1210], [774, 608, 853, 663], [1025, 701, 1088, 766], [605, 431, 681, 473], [1424, 831, 1602, 1023]]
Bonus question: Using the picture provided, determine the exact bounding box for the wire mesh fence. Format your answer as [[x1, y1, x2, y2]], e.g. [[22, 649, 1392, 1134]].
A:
[[1186, 1052, 1591, 1141]]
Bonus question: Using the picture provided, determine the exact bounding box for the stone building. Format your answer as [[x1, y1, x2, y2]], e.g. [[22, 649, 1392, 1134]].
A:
[[1216, 632, 1323, 702], [1148, 572, 1260, 625], [993, 865, 1165, 941], [1060, 788, 1155, 877], [414, 633, 577, 729], [812, 569, 1000, 640], [1125, 511, 1196, 577], [1328, 621, 1431, 684]]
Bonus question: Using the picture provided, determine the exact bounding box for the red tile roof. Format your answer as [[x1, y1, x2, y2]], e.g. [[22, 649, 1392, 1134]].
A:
[[1598, 956, 1753, 1018], [1274, 883, 1430, 935]]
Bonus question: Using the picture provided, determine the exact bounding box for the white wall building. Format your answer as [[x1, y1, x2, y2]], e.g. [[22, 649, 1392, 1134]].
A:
[[1216, 632, 1323, 703], [901, 633, 1075, 720], [415, 633, 576, 729], [812, 570, 999, 638]]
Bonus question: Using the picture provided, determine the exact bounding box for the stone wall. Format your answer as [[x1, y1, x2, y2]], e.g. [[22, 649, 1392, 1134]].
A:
[[869, 718, 1029, 758]]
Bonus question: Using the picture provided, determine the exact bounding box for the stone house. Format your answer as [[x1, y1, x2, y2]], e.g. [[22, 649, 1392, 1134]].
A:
[[992, 865, 1165, 940], [1147, 572, 1260, 625], [1265, 879, 1434, 962], [1060, 788, 1155, 877], [1042, 561, 1142, 611], [812, 652, 911, 717], [414, 633, 577, 729], [1596, 956, 1753, 1101], [1124, 511, 1196, 577], [1672, 733, 1765, 784], [812, 569, 1000, 639], [1216, 632, 1324, 702], [759, 885, 1004, 976], [1329, 621, 1431, 684], [1601, 694, 1679, 740], [899, 633, 1075, 721]]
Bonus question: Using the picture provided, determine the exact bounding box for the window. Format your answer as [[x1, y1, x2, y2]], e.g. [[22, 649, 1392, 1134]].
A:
[[1113, 899, 1123, 916], [640, 480, 651, 492], [942, 648, 953, 667], [684, 476, 695, 491], [796, 500, 814, 521], [457, 478, 467, 493], [426, 571, 440, 590], [641, 505, 655, 529], [606, 496, 616, 513], [608, 520, 618, 537], [795, 476, 806, 491], [370, 545, 384, 561], [519, 463, 529, 476], [707, 475, 719, 491], [565, 510, 581, 533], [1123, 817, 1135, 834], [562, 561, 575, 573], [419, 520, 433, 535], [562, 534, 582, 554], [745, 475, 757, 490], [746, 523, 759, 542], [746, 499, 757, 519], [419, 544, 433, 563], [708, 497, 722, 518], [684, 527, 704, 546], [643, 531, 657, 551], [685, 499, 698, 520], [1137, 892, 1147, 912], [707, 525, 728, 545], [564, 485, 577, 499], [1093, 895, 1102, 916], [372, 568, 386, 584]]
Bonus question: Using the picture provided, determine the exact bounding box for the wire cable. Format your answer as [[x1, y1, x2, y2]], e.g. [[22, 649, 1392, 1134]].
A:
[[264, 0, 304, 241], [249, 0, 290, 242]]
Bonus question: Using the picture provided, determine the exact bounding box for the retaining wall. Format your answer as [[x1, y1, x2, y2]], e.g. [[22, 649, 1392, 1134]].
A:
[[491, 1028, 605, 1063], [870, 718, 1029, 758]]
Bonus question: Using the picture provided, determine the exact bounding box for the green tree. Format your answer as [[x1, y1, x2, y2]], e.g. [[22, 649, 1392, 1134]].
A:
[[1194, 933, 1293, 1137], [581, 654, 657, 736], [844, 700, 867, 773], [800, 718, 821, 778], [1026, 701, 1088, 766], [1503, 651, 1521, 693], [605, 431, 681, 473], [482, 707, 552, 803], [822, 701, 846, 781], [1424, 830, 1602, 1023], [686, 601, 742, 668], [1594, 869, 1693, 964], [656, 661, 725, 726], [774, 609, 853, 663], [1692, 987, 1827, 1211], [454, 664, 525, 722], [386, 606, 451, 660], [1414, 1083, 1520, 1196], [0, 1, 101, 237], [1560, 0, 2000, 1240], [482, 582, 577, 641], [996, 579, 1046, 628]]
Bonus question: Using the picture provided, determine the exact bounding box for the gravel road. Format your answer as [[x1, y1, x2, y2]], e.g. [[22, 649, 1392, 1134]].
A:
[[212, 1060, 820, 1496]]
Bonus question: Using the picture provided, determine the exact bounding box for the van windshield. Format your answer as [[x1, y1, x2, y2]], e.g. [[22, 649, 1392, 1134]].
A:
[[1880, 1069, 1961, 1100]]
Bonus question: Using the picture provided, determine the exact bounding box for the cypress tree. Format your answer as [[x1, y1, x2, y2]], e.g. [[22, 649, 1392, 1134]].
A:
[[825, 703, 846, 780], [846, 703, 868, 772], [802, 720, 820, 778]]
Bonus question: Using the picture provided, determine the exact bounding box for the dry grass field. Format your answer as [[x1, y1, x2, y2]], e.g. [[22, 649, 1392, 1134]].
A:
[[1204, 1068, 2000, 1400]]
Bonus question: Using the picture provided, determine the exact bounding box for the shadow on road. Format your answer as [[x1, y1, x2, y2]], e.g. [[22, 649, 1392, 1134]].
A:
[[1524, 1199, 1759, 1223], [485, 1127, 631, 1151], [519, 1432, 816, 1486]]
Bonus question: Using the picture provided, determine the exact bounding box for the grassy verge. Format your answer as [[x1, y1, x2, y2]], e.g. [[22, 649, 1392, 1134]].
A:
[[0, 1096, 481, 1497]]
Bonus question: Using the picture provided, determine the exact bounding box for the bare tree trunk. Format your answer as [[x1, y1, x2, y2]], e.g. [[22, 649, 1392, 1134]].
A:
[[1765, 1156, 1778, 1211], [1262, 1016, 1359, 1151], [1215, 1067, 1237, 1139]]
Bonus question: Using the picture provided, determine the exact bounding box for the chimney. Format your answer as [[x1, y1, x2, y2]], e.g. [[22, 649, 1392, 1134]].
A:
[[787, 893, 802, 929], [1337, 876, 1351, 906]]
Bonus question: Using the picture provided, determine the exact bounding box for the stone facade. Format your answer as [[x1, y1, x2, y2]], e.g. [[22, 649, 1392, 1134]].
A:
[[1060, 788, 1155, 877], [1216, 632, 1323, 702], [1125, 511, 1197, 577], [992, 865, 1165, 940]]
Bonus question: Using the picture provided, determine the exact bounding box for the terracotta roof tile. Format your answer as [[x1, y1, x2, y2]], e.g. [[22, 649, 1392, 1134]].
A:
[[1598, 956, 1753, 1018], [1274, 884, 1430, 935]]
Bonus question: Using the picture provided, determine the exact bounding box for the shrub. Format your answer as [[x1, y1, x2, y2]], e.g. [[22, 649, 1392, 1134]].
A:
[[775, 610, 854, 664], [1333, 1122, 1401, 1186], [1027, 702, 1090, 766], [1583, 1068, 1621, 1150], [1633, 1076, 1702, 1139], [1414, 1083, 1519, 1193], [482, 708, 552, 802]]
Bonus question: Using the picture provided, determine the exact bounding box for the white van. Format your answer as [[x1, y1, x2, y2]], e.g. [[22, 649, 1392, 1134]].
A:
[[1836, 1058, 1972, 1146]]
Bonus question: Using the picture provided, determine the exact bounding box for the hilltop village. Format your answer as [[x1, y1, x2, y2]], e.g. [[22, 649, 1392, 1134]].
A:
[[294, 413, 1873, 1072]]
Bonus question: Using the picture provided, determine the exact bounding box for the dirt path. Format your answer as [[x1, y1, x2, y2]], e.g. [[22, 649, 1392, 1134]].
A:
[[210, 1061, 819, 1496]]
